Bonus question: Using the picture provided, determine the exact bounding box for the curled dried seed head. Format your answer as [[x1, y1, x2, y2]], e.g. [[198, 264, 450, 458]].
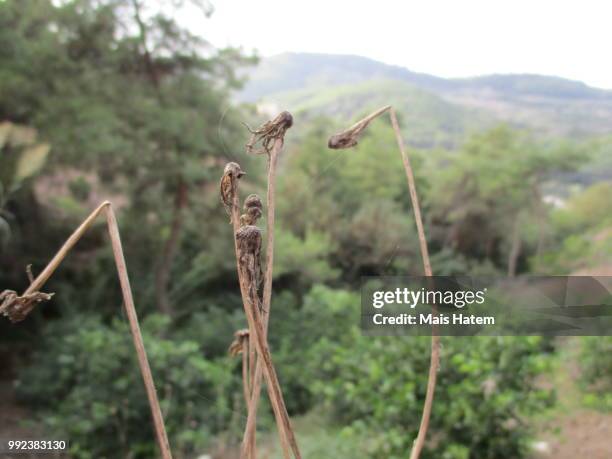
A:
[[276, 111, 293, 129], [327, 115, 379, 150], [236, 225, 264, 309], [236, 225, 263, 259], [220, 162, 246, 218], [328, 106, 391, 150], [245, 111, 294, 155], [235, 328, 250, 339], [240, 194, 263, 226], [0, 289, 54, 323], [228, 328, 250, 356], [328, 132, 359, 149], [244, 194, 263, 211], [224, 162, 246, 179]]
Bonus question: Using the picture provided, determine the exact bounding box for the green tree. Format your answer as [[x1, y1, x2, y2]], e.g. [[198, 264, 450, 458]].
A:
[[0, 122, 50, 249], [534, 181, 612, 273], [0, 0, 255, 315], [276, 119, 425, 285], [427, 126, 582, 275], [16, 314, 234, 458]]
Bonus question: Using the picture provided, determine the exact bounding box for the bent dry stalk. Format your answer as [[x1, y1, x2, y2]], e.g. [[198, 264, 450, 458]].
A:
[[328, 106, 438, 459], [0, 201, 173, 459], [220, 160, 300, 459]]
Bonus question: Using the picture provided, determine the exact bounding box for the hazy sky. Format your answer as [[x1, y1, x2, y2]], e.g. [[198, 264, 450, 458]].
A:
[[180, 0, 612, 89]]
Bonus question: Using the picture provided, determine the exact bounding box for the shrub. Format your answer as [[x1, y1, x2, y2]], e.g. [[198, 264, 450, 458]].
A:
[[16, 314, 234, 458], [289, 286, 555, 459], [579, 336, 612, 411]]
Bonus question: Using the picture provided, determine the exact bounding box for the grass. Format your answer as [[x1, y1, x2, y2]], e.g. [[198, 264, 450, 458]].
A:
[[264, 411, 361, 459]]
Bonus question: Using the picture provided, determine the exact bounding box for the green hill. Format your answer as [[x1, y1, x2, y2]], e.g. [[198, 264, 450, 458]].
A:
[[240, 53, 612, 147], [262, 78, 491, 149]]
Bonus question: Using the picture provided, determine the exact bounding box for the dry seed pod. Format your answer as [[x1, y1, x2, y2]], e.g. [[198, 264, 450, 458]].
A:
[[240, 194, 263, 227], [220, 162, 246, 220], [328, 119, 373, 149], [236, 225, 264, 311], [228, 328, 250, 357], [245, 111, 293, 155], [328, 106, 391, 150], [0, 289, 54, 323]]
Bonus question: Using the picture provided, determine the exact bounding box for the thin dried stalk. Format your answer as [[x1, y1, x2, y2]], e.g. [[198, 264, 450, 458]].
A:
[[243, 134, 285, 455], [222, 164, 299, 459], [23, 201, 110, 294], [242, 336, 250, 405], [229, 329, 251, 405], [329, 107, 438, 459], [389, 108, 438, 459], [2, 201, 173, 459], [261, 138, 282, 328], [105, 205, 174, 459]]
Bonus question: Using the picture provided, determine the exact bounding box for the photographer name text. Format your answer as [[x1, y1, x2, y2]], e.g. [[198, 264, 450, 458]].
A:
[[372, 312, 495, 326]]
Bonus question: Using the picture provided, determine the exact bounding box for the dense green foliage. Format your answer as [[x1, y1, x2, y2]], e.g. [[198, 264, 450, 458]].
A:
[[315, 336, 553, 459], [578, 337, 612, 411], [0, 122, 50, 247], [270, 286, 554, 459], [0, 1, 610, 458], [16, 315, 234, 458], [534, 182, 612, 273]]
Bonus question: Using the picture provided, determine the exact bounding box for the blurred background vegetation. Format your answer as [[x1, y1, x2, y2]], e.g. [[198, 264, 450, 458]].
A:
[[0, 1, 610, 458]]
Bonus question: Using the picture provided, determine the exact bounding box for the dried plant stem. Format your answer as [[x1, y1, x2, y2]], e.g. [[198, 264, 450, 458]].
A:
[[229, 330, 251, 407], [239, 306, 297, 459], [263, 139, 281, 329], [389, 108, 432, 277], [346, 104, 392, 135], [105, 205, 173, 459], [20, 201, 173, 459], [229, 191, 298, 459], [243, 136, 282, 455], [328, 107, 438, 459], [23, 201, 110, 295], [389, 109, 438, 459], [242, 339, 250, 406]]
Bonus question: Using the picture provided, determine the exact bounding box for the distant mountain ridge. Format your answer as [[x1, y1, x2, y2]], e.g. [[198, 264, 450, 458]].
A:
[[241, 52, 612, 101], [240, 53, 612, 147]]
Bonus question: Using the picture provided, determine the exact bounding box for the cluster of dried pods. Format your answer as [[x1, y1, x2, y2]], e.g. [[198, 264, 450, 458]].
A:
[[222, 111, 300, 459], [225, 107, 437, 459]]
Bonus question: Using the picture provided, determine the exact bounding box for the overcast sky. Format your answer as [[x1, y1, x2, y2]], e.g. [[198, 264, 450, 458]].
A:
[[179, 0, 612, 89]]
